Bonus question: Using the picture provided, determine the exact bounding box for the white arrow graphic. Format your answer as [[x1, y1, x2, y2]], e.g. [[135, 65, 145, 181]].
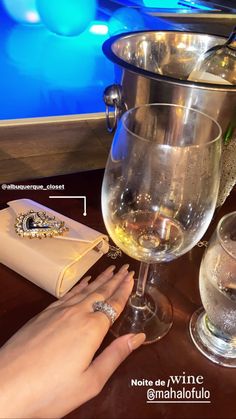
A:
[[49, 195, 87, 216]]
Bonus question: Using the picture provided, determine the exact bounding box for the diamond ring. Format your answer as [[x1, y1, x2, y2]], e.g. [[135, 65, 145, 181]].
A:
[[92, 301, 117, 325]]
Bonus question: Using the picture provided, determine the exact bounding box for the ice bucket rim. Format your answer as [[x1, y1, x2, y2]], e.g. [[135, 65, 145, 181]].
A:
[[103, 30, 235, 91]]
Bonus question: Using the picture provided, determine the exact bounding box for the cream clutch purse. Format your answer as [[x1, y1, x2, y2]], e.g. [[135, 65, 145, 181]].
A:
[[0, 199, 109, 297]]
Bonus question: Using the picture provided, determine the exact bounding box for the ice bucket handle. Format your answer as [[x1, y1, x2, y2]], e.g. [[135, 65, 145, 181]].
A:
[[103, 84, 127, 133]]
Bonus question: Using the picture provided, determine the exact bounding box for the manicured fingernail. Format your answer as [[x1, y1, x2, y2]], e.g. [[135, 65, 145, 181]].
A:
[[120, 264, 129, 273], [124, 271, 135, 281], [107, 265, 116, 273], [80, 276, 92, 284], [128, 333, 146, 351]]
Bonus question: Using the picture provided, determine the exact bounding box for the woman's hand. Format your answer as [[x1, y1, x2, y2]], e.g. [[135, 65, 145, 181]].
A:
[[0, 265, 145, 418]]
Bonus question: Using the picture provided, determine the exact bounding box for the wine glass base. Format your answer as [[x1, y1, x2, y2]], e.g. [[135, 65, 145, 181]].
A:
[[111, 283, 173, 344], [189, 307, 236, 368]]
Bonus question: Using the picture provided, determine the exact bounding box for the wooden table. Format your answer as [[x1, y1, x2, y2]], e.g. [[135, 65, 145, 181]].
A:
[[0, 169, 235, 419]]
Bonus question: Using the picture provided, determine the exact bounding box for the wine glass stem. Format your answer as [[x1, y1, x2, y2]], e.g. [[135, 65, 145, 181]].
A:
[[136, 262, 149, 299]]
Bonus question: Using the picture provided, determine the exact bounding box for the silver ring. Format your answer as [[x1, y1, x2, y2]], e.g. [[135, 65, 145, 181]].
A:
[[92, 301, 117, 325]]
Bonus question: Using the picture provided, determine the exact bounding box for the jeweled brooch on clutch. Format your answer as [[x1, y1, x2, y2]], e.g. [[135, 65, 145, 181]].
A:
[[14, 210, 69, 239]]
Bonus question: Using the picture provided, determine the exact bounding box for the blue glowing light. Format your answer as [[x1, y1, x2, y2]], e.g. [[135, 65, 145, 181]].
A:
[[36, 0, 97, 36], [2, 0, 41, 24], [3, 20, 114, 118], [0, 2, 112, 118], [143, 0, 179, 7], [41, 33, 96, 89], [187, 0, 216, 11], [6, 24, 48, 76], [108, 7, 144, 36], [89, 22, 108, 35]]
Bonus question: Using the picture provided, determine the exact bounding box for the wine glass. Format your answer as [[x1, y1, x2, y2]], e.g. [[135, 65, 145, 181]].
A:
[[190, 211, 236, 367], [102, 103, 222, 344]]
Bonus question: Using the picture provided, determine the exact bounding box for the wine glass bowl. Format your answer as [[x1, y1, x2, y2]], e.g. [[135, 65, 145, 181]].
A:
[[102, 103, 222, 343]]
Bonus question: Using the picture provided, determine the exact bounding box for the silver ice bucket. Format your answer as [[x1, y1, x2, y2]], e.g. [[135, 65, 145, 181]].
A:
[[103, 30, 236, 136]]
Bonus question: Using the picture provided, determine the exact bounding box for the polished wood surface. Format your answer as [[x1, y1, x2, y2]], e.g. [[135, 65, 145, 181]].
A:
[[0, 118, 111, 183], [0, 169, 235, 419]]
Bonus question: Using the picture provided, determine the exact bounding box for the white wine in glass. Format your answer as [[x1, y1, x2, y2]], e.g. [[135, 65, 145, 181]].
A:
[[102, 103, 222, 344]]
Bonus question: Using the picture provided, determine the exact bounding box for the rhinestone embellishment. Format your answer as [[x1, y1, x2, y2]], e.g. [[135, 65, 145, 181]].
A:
[[14, 210, 69, 239]]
